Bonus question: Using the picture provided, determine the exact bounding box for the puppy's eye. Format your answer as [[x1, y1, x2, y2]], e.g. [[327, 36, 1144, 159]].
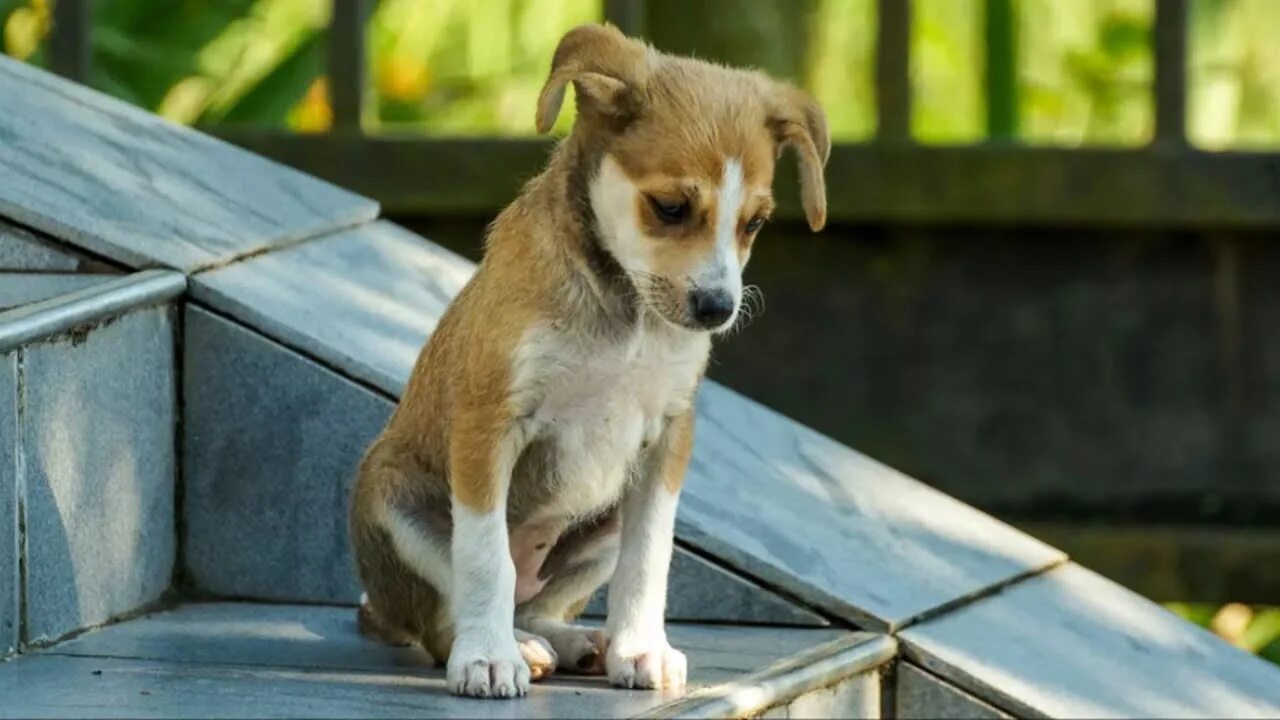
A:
[[647, 195, 690, 225], [745, 215, 767, 234]]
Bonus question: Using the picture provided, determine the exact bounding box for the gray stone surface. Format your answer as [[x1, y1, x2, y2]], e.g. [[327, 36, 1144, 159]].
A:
[[782, 672, 878, 719], [0, 273, 115, 311], [0, 221, 81, 271], [641, 634, 895, 719], [192, 220, 1063, 631], [191, 220, 474, 396], [896, 663, 1009, 720], [681, 382, 1063, 630], [584, 548, 828, 626], [183, 307, 394, 603], [900, 563, 1280, 719], [1, 602, 850, 719], [0, 352, 17, 655], [0, 56, 377, 271], [21, 305, 177, 643]]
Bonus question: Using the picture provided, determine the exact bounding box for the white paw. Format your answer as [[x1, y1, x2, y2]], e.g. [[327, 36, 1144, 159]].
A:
[[558, 628, 607, 674], [515, 630, 558, 681], [607, 641, 687, 690], [447, 637, 530, 699]]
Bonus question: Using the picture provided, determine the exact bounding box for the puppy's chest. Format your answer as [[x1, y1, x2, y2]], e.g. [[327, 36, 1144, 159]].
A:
[[515, 327, 707, 518]]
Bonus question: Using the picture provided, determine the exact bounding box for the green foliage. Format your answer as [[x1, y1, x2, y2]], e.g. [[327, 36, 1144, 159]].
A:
[[3, 0, 1279, 145], [1167, 603, 1280, 665], [367, 0, 599, 135], [1188, 0, 1280, 149]]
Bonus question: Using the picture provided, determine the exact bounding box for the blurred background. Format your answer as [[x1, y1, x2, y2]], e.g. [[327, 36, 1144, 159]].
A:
[[5, 0, 1277, 664]]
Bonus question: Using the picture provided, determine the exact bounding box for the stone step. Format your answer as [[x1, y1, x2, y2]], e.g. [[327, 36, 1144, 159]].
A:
[[0, 602, 894, 719], [0, 218, 116, 274], [1, 270, 185, 652], [0, 273, 117, 312], [181, 304, 826, 627]]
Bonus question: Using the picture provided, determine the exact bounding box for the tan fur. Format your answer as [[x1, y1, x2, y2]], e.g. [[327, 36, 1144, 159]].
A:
[[349, 22, 828, 675], [659, 409, 695, 494]]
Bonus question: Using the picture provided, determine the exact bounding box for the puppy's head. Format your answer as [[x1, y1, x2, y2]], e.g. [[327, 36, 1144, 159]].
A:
[[538, 24, 830, 333]]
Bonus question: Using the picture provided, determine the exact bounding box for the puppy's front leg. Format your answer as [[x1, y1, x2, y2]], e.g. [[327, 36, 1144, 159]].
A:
[[446, 408, 528, 699], [606, 409, 694, 690]]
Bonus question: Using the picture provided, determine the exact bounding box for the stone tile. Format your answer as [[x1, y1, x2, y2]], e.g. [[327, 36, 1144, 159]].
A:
[[0, 655, 687, 720], [900, 563, 1280, 719], [183, 307, 394, 603], [196, 219, 1061, 630], [21, 306, 177, 643], [680, 382, 1063, 630], [0, 351, 17, 655], [46, 603, 846, 682], [0, 57, 377, 271], [642, 634, 895, 719], [5, 602, 851, 719], [190, 220, 474, 396], [784, 672, 878, 719], [0, 273, 116, 311], [0, 221, 79, 271], [896, 663, 1009, 720], [584, 548, 828, 626]]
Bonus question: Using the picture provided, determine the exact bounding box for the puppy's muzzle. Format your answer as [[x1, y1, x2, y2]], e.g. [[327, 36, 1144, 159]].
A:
[[689, 289, 735, 330]]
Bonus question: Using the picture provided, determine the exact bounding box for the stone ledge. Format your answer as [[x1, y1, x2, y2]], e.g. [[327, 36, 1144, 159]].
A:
[[640, 633, 895, 719], [0, 57, 379, 272], [0, 270, 184, 352], [188, 217, 1066, 631], [900, 563, 1280, 719], [4, 602, 857, 719]]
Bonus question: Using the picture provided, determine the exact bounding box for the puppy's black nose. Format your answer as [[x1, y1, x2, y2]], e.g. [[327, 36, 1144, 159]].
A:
[[690, 289, 735, 329]]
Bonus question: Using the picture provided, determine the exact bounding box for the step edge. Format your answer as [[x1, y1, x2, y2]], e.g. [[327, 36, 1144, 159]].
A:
[[0, 270, 185, 352], [636, 632, 896, 719]]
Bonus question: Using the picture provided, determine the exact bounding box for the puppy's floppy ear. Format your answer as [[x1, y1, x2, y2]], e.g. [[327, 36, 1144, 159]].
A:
[[767, 83, 831, 232], [536, 23, 648, 134]]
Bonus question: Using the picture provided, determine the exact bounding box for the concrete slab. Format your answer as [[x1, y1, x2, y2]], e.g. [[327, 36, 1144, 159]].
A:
[[183, 307, 393, 603], [4, 602, 856, 719], [46, 603, 847, 680], [0, 57, 377, 271], [0, 351, 16, 655], [585, 548, 828, 627], [896, 663, 1010, 720], [680, 382, 1063, 630], [783, 672, 879, 719], [180, 307, 821, 626], [190, 220, 474, 396], [0, 221, 83, 272], [0, 273, 115, 311], [190, 220, 1064, 630], [21, 305, 177, 643], [900, 563, 1280, 719], [640, 633, 895, 719]]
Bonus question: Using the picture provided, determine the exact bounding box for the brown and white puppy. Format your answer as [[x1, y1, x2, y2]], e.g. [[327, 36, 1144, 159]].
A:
[[349, 23, 829, 700]]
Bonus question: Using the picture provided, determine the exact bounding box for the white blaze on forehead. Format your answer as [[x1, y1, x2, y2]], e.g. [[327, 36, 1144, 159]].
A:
[[715, 159, 746, 250], [699, 158, 745, 302]]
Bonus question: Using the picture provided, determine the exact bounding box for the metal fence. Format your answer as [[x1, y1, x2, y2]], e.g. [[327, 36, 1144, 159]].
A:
[[43, 0, 1280, 229]]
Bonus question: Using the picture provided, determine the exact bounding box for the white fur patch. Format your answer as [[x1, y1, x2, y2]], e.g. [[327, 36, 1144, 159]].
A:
[[589, 156, 650, 279], [511, 321, 707, 526], [448, 477, 528, 697], [605, 479, 687, 689], [701, 158, 746, 329], [383, 506, 452, 593]]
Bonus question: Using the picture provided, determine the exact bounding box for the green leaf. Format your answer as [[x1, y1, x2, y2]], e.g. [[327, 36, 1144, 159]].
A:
[[208, 30, 323, 126]]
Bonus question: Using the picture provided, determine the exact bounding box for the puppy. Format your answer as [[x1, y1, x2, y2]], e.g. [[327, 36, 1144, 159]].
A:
[[349, 23, 829, 700]]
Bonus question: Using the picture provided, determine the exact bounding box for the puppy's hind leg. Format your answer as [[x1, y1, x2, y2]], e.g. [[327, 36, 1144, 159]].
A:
[[350, 440, 456, 664], [516, 508, 621, 675]]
